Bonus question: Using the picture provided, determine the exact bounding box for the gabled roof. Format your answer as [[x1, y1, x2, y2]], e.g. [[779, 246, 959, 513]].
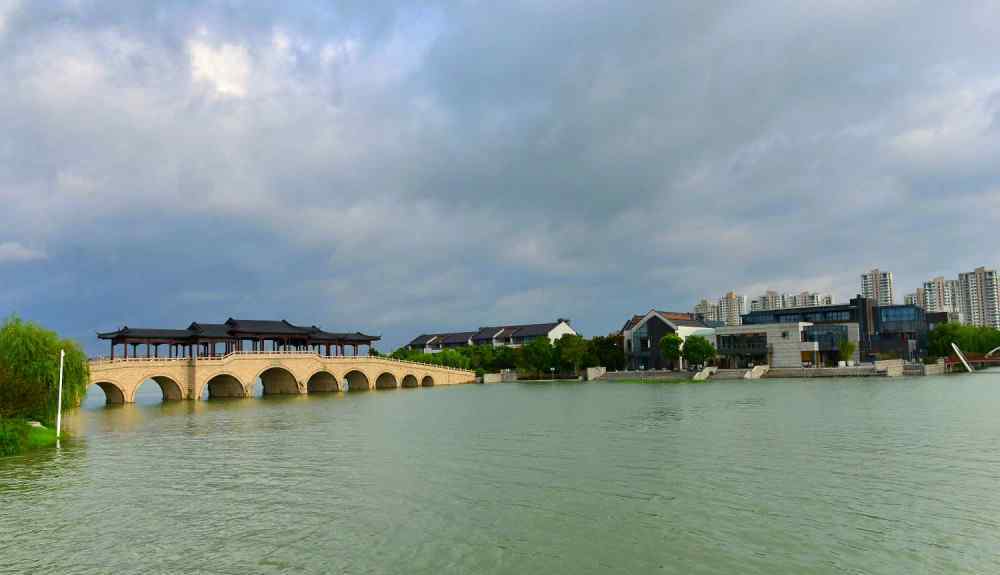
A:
[[408, 334, 437, 346], [409, 331, 476, 346], [439, 331, 477, 344], [620, 310, 710, 334], [472, 321, 569, 341]]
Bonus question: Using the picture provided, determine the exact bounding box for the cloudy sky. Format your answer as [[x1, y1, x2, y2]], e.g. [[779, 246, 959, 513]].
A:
[[2, 1, 999, 353]]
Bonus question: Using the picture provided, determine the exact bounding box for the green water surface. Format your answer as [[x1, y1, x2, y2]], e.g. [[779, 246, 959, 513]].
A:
[[3, 374, 1000, 574]]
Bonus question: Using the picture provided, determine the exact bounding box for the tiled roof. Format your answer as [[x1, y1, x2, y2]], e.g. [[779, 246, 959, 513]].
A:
[[188, 323, 231, 338], [224, 318, 310, 335], [99, 320, 378, 343], [96, 327, 195, 340]]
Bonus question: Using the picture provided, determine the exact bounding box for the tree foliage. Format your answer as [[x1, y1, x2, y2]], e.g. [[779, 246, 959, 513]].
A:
[[681, 335, 716, 366], [658, 334, 683, 368], [837, 338, 857, 362], [928, 322, 1000, 358], [590, 334, 625, 371], [554, 334, 589, 374], [0, 316, 90, 425], [392, 333, 626, 379], [518, 337, 555, 378]]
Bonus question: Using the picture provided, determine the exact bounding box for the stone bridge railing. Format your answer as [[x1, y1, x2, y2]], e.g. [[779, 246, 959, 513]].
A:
[[87, 351, 476, 404]]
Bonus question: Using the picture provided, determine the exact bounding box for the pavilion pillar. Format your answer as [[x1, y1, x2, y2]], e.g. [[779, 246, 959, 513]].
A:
[[124, 342, 128, 359], [147, 344, 151, 358], [111, 342, 115, 360]]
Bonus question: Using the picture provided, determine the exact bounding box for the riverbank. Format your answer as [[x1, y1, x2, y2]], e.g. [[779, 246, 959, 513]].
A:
[[0, 419, 57, 456]]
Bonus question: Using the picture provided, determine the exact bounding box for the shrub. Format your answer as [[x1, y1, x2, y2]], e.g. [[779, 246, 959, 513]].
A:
[[0, 316, 90, 425]]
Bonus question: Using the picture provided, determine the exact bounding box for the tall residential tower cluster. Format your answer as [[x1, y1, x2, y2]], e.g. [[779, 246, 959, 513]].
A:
[[902, 266, 1000, 329]]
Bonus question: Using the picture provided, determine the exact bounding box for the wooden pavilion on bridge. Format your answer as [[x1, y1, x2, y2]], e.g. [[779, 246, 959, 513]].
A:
[[98, 318, 379, 359]]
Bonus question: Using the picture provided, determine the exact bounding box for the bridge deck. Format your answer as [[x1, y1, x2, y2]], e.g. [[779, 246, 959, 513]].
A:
[[88, 351, 476, 403]]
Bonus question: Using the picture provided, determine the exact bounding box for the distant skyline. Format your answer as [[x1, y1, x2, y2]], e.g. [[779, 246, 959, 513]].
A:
[[2, 2, 1000, 353]]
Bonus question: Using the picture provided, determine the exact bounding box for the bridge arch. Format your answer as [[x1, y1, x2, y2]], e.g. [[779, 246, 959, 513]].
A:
[[375, 372, 398, 390], [401, 374, 418, 388], [307, 370, 340, 393], [344, 370, 370, 391], [257, 366, 300, 396], [421, 375, 435, 387], [205, 372, 247, 399], [90, 381, 127, 405], [987, 346, 1000, 358], [133, 375, 184, 402]]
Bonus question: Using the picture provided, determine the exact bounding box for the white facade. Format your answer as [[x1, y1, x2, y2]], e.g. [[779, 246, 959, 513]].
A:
[[750, 290, 833, 312], [922, 276, 961, 314], [861, 268, 895, 306], [958, 267, 1000, 329], [714, 323, 819, 368], [545, 321, 578, 343]]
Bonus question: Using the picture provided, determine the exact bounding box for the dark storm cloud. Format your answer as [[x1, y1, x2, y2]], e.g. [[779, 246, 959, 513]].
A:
[[2, 0, 1000, 352]]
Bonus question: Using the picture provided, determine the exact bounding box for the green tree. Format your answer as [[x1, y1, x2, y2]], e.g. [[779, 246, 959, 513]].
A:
[[681, 335, 716, 367], [518, 337, 554, 378], [493, 346, 517, 370], [0, 316, 89, 425], [658, 334, 683, 370], [554, 334, 588, 375], [837, 338, 857, 362], [590, 334, 625, 370]]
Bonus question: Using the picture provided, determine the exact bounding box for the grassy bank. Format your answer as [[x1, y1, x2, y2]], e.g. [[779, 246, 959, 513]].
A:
[[0, 419, 58, 457]]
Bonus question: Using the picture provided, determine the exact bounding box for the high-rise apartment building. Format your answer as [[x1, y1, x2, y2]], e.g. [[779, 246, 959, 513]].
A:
[[750, 290, 785, 312], [861, 268, 895, 306], [693, 299, 719, 323], [750, 290, 833, 311], [718, 291, 748, 326], [787, 291, 834, 308], [958, 267, 1000, 329], [922, 277, 961, 314], [904, 292, 922, 308]]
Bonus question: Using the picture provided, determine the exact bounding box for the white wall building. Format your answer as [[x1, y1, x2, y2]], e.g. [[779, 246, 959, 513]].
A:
[[958, 267, 1000, 329], [861, 268, 895, 306], [718, 291, 747, 326], [922, 277, 961, 314]]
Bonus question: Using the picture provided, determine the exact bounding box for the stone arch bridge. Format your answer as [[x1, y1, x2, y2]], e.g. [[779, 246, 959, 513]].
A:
[[88, 351, 476, 403]]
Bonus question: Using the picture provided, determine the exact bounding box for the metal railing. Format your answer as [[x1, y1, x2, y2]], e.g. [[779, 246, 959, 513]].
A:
[[89, 350, 472, 373]]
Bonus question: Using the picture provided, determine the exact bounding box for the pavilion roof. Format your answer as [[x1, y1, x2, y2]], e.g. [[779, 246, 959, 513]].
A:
[[224, 318, 311, 335], [97, 327, 195, 340], [98, 319, 378, 344]]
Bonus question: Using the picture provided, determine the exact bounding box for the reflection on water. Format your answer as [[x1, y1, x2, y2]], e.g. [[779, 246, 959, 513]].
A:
[[4, 375, 1000, 574]]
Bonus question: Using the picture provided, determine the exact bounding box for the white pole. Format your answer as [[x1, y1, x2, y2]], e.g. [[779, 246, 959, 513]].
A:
[[56, 349, 65, 438]]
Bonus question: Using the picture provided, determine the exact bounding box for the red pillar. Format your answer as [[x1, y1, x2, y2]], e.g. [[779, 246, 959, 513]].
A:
[[124, 341, 128, 359]]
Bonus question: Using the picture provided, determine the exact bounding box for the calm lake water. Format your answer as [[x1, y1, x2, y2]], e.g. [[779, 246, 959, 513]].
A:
[[3, 374, 1000, 574]]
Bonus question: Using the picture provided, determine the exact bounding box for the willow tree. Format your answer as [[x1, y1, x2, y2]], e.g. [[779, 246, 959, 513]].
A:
[[0, 317, 89, 425]]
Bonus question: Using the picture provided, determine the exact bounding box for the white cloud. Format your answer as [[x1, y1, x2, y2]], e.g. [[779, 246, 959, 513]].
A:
[[0, 242, 46, 264], [188, 38, 251, 97]]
